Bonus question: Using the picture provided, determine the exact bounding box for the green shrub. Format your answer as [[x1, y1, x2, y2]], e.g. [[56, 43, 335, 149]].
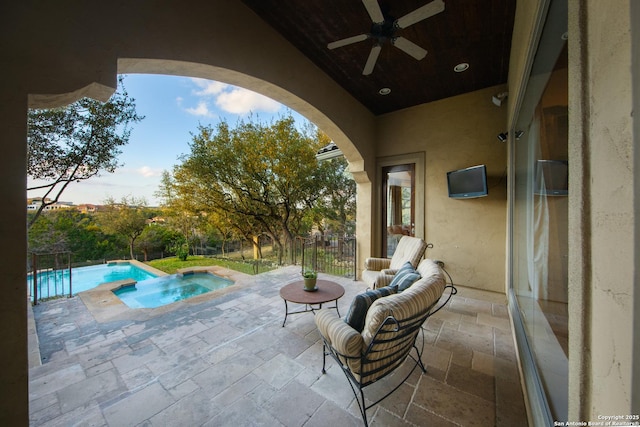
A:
[[175, 244, 189, 261]]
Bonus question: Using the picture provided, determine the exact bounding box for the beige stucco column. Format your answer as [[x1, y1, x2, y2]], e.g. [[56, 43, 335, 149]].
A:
[[632, 0, 640, 415], [352, 170, 375, 278], [0, 88, 29, 424], [568, 0, 635, 421]]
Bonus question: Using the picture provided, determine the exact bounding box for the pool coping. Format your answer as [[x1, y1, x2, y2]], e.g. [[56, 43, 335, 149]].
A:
[[77, 260, 252, 323]]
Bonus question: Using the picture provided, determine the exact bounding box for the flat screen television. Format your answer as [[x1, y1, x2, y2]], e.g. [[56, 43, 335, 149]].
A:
[[535, 160, 568, 196], [447, 165, 488, 199]]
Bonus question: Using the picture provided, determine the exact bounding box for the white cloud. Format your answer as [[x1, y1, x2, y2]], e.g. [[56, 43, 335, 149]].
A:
[[191, 78, 227, 97], [185, 78, 282, 116], [137, 166, 162, 178], [184, 101, 217, 118], [215, 88, 281, 115]]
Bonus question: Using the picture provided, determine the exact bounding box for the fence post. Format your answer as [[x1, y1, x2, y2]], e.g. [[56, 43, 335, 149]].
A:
[[67, 252, 72, 297], [314, 235, 319, 272], [352, 236, 357, 280], [32, 253, 38, 305], [300, 237, 305, 275]]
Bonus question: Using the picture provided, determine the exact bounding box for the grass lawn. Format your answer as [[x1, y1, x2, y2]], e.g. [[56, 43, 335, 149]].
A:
[[146, 255, 278, 275]]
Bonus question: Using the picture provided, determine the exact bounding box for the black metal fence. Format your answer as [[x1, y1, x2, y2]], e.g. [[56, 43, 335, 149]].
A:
[[295, 235, 357, 279], [28, 252, 73, 302]]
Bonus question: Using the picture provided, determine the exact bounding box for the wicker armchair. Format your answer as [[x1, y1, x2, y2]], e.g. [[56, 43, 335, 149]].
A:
[[315, 259, 454, 426], [362, 235, 429, 288]]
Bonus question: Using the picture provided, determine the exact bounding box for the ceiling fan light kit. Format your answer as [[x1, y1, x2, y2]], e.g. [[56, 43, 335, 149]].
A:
[[327, 0, 445, 75]]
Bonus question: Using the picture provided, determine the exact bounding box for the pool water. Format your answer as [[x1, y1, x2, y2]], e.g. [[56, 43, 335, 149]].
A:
[[29, 262, 158, 298], [114, 272, 234, 308]]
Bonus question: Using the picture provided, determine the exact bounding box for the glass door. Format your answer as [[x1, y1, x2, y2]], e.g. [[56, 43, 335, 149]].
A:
[[509, 0, 568, 423], [381, 164, 415, 257]]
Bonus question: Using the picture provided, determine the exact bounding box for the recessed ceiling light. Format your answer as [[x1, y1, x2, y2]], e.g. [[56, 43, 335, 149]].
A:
[[378, 87, 391, 95], [454, 63, 469, 72]]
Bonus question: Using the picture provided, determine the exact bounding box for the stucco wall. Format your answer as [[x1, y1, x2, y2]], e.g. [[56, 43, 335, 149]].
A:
[[377, 86, 508, 293], [569, 0, 635, 420]]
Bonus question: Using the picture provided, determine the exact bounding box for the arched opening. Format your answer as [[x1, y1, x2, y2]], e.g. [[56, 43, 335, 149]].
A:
[[27, 57, 377, 268], [29, 67, 376, 278]]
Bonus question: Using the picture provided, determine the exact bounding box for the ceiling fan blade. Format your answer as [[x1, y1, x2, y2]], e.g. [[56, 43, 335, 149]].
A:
[[362, 0, 385, 23], [363, 45, 382, 75], [396, 0, 445, 29], [327, 34, 368, 50], [393, 37, 428, 60]]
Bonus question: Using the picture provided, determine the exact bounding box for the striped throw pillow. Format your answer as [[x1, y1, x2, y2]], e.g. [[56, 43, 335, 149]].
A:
[[389, 269, 421, 292]]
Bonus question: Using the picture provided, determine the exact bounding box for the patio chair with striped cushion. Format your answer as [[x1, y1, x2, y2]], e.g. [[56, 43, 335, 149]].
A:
[[361, 235, 430, 288], [315, 259, 455, 427]]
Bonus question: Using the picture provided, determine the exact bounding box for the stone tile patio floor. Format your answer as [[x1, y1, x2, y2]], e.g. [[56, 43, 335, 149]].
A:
[[29, 265, 528, 426]]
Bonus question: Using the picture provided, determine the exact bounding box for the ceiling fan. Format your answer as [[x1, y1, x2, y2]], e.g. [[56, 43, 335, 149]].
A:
[[327, 0, 445, 75]]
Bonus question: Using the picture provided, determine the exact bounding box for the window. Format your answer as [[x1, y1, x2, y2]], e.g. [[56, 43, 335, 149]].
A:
[[509, 0, 568, 423]]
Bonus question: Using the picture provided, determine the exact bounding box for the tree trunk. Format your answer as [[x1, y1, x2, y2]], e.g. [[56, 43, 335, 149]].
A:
[[282, 229, 294, 265], [274, 240, 283, 265], [252, 236, 262, 260]]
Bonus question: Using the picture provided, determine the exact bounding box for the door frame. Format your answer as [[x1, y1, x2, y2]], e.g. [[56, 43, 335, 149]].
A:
[[374, 152, 425, 258]]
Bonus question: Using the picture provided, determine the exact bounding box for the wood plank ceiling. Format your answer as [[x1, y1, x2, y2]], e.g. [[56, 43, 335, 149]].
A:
[[242, 0, 516, 115]]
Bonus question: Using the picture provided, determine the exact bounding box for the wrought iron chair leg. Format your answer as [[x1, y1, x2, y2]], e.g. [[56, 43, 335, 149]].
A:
[[344, 370, 368, 427], [359, 387, 369, 427], [413, 345, 427, 373], [413, 326, 428, 373], [282, 300, 288, 327], [322, 343, 327, 374]]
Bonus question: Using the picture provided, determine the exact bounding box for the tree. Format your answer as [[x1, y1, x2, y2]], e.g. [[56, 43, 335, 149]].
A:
[[99, 197, 150, 259], [27, 76, 144, 228], [27, 209, 125, 261], [155, 171, 208, 256], [27, 212, 69, 254], [168, 115, 327, 264], [136, 224, 180, 262], [207, 210, 243, 257], [309, 158, 356, 236]]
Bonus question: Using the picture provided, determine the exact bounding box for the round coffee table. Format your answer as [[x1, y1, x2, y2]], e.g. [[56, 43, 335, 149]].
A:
[[279, 280, 345, 327]]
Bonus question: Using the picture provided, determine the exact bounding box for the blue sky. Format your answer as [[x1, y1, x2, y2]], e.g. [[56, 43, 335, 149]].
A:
[[27, 74, 309, 206]]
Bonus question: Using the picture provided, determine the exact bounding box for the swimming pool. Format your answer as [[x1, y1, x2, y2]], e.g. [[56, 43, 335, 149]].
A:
[[29, 262, 158, 299], [113, 271, 234, 308]]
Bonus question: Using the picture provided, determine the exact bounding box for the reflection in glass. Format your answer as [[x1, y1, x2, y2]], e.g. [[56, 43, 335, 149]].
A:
[[512, 36, 568, 420], [382, 164, 415, 257]]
